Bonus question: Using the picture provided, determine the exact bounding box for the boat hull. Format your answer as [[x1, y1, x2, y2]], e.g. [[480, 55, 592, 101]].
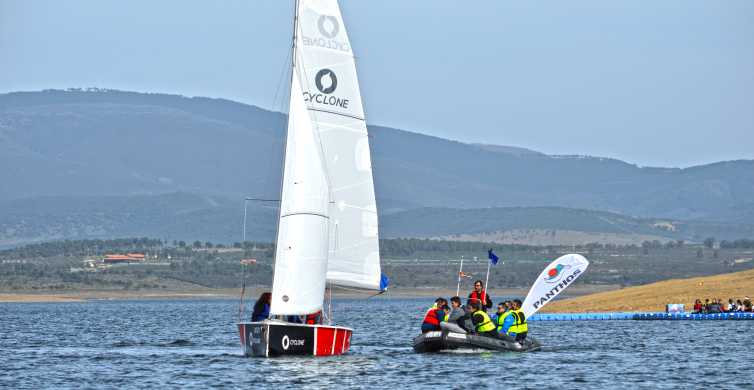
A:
[[413, 331, 542, 353], [237, 321, 352, 357]]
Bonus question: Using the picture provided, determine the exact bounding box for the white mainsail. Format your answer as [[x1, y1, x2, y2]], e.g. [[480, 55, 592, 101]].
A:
[[296, 0, 383, 291], [269, 73, 331, 315]]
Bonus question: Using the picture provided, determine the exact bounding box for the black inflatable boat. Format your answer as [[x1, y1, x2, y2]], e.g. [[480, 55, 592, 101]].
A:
[[413, 331, 542, 353]]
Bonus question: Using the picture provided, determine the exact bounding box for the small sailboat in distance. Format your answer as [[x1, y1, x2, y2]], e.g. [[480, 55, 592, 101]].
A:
[[237, 0, 387, 357]]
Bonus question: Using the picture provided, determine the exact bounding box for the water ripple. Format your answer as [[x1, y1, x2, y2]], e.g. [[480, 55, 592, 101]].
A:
[[1, 298, 751, 389]]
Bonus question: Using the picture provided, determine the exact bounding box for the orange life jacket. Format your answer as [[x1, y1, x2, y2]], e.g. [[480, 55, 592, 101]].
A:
[[306, 311, 321, 325], [422, 307, 441, 326], [469, 290, 487, 305]]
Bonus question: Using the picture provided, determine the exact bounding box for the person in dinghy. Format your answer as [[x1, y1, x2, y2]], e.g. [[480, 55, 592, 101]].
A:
[[468, 280, 492, 311], [469, 300, 498, 338]]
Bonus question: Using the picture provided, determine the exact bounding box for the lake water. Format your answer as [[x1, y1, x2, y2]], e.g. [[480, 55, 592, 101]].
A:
[[1, 298, 752, 389]]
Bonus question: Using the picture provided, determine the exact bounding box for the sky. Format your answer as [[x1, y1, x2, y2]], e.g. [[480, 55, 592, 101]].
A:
[[1, 0, 753, 167]]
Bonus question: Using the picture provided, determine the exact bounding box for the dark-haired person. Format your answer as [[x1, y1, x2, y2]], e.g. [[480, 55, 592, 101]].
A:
[[440, 296, 469, 333], [708, 299, 722, 314], [447, 296, 465, 323], [692, 299, 703, 314], [509, 299, 528, 343], [251, 292, 271, 322], [469, 300, 497, 338], [493, 301, 515, 337], [468, 280, 492, 312], [421, 298, 448, 333]]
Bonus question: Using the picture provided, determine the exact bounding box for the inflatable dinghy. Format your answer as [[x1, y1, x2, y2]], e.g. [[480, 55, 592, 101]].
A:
[[413, 330, 542, 353]]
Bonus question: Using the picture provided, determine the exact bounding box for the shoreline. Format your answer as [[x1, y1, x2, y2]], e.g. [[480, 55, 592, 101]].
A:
[[0, 284, 618, 303]]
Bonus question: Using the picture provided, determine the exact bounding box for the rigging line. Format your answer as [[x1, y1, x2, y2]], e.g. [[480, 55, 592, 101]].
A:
[[272, 48, 293, 113], [245, 198, 281, 202], [268, 0, 300, 297]]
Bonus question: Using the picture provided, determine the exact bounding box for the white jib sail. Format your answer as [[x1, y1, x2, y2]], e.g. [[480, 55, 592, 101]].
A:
[[296, 0, 382, 291], [521, 254, 590, 318], [269, 73, 331, 316]]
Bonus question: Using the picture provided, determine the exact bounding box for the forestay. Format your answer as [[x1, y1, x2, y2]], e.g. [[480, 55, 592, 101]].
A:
[[269, 73, 331, 315], [296, 0, 382, 291]]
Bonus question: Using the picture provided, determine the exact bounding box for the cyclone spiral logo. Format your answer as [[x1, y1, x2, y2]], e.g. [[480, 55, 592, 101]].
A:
[[317, 15, 340, 38], [315, 69, 338, 94]]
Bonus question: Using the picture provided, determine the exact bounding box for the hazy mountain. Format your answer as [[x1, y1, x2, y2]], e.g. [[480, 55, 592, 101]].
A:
[[380, 207, 754, 245], [2, 193, 752, 248], [1, 89, 753, 239], [0, 193, 276, 247]]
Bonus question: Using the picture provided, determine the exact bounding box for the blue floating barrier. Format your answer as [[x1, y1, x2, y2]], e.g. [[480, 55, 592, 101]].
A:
[[529, 311, 754, 321]]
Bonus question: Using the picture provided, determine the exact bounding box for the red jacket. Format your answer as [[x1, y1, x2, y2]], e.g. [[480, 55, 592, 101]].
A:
[[469, 290, 492, 310]]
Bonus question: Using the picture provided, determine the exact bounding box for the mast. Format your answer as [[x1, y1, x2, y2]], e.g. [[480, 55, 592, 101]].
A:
[[268, 0, 331, 316], [291, 0, 300, 69], [269, 0, 300, 320]]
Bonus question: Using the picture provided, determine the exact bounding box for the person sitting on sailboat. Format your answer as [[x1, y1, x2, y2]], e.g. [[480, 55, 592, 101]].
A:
[[468, 280, 492, 312], [421, 298, 449, 333], [469, 300, 497, 338], [305, 311, 322, 325], [251, 292, 271, 322]]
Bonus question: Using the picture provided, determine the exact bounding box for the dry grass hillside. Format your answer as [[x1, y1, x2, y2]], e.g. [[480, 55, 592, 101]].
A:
[[545, 268, 754, 312]]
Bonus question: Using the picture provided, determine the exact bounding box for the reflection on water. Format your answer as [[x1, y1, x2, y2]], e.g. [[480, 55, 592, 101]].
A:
[[1, 298, 752, 389]]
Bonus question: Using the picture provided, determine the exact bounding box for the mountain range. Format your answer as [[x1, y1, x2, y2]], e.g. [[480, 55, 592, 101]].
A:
[[1, 89, 752, 246]]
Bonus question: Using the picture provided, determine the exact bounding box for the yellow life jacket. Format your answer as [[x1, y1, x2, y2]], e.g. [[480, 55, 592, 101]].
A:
[[495, 310, 514, 332], [510, 309, 528, 334], [474, 310, 496, 333]]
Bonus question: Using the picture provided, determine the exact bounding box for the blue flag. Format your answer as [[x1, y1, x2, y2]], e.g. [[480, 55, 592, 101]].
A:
[[379, 273, 390, 291], [488, 249, 499, 265]]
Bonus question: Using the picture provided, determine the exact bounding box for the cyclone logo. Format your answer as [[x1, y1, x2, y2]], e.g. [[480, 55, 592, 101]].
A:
[[315, 69, 338, 94], [544, 264, 570, 283], [318, 15, 340, 38]]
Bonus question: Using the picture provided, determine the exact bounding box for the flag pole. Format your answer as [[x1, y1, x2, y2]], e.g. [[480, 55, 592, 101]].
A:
[[455, 256, 464, 297], [483, 258, 491, 307]]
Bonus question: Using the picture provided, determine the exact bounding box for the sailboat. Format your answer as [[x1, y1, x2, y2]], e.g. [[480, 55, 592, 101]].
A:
[[237, 0, 387, 358]]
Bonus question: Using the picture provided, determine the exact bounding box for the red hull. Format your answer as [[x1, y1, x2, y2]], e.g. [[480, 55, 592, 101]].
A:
[[237, 321, 352, 357]]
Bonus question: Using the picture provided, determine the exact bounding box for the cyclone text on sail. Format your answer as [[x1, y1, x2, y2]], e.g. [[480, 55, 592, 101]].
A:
[[302, 36, 350, 52], [302, 92, 349, 109]]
